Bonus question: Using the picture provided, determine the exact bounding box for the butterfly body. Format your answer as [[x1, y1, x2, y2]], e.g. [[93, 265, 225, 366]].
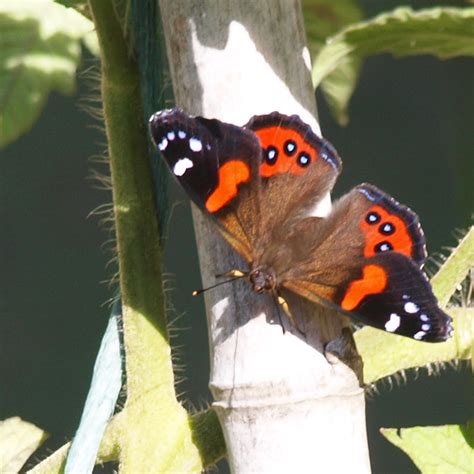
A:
[[149, 108, 453, 343]]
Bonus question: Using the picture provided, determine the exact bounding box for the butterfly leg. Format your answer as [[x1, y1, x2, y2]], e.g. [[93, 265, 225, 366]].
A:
[[275, 293, 306, 337], [273, 298, 286, 335]]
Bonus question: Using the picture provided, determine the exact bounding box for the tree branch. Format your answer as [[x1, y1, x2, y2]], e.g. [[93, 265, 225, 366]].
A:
[[159, 1, 371, 472]]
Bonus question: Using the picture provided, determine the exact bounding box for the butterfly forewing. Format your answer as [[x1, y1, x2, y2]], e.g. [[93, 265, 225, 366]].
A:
[[341, 252, 451, 342], [149, 109, 263, 261]]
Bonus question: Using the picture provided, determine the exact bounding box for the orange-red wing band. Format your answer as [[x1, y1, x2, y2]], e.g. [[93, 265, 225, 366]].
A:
[[341, 264, 387, 311], [205, 160, 250, 213], [255, 126, 318, 177], [361, 204, 413, 258]]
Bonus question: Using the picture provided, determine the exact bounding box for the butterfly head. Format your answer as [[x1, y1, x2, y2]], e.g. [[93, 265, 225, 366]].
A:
[[249, 266, 277, 294]]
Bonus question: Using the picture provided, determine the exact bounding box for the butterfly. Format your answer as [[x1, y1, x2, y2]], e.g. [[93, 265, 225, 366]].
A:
[[149, 108, 453, 343]]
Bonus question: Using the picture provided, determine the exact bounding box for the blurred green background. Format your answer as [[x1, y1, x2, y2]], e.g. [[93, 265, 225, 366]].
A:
[[1, 47, 472, 474]]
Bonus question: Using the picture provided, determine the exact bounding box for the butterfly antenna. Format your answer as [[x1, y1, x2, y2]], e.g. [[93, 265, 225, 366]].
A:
[[192, 270, 247, 296]]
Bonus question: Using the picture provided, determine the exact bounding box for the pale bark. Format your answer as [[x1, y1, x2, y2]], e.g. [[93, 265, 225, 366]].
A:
[[159, 1, 371, 472]]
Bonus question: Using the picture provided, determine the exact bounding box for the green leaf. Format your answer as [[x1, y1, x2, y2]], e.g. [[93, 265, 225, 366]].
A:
[[303, 0, 363, 53], [312, 6, 474, 124], [28, 444, 70, 474], [431, 227, 474, 308], [356, 227, 473, 384], [0, 417, 49, 473], [302, 0, 362, 125], [381, 422, 474, 473], [0, 0, 97, 148], [28, 409, 226, 474], [319, 55, 361, 126], [355, 307, 472, 384], [53, 0, 88, 7]]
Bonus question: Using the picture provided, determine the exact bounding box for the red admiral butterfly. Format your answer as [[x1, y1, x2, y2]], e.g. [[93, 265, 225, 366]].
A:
[[149, 108, 453, 343]]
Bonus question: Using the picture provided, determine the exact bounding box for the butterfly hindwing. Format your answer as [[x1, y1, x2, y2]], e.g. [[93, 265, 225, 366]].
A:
[[264, 184, 425, 282], [354, 184, 426, 266]]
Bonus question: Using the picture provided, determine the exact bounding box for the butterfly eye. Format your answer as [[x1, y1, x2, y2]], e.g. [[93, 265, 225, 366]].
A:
[[297, 152, 311, 167], [375, 241, 393, 253], [284, 140, 297, 156], [265, 146, 278, 165], [379, 222, 395, 235], [366, 211, 381, 224]]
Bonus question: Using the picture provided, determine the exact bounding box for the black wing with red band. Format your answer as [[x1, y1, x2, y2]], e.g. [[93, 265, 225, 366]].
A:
[[149, 108, 263, 260], [336, 252, 452, 342], [149, 108, 260, 215]]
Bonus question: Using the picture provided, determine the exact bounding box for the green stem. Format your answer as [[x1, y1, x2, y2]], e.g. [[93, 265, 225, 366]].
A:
[[190, 410, 226, 467], [26, 3, 226, 472], [83, 3, 225, 471], [431, 226, 474, 308], [88, 0, 172, 402]]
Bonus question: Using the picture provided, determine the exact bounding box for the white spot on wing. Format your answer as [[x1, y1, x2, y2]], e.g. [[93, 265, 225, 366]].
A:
[[420, 314, 429, 322], [178, 130, 186, 139], [421, 323, 431, 331], [404, 302, 419, 314], [385, 313, 401, 332], [189, 137, 203, 152], [167, 131, 176, 140], [414, 330, 426, 340], [158, 137, 168, 151], [173, 158, 193, 176]]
